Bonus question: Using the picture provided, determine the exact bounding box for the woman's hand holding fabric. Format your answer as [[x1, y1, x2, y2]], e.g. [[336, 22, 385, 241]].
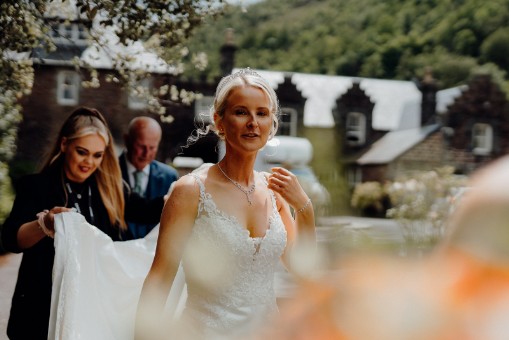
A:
[[40, 206, 74, 235]]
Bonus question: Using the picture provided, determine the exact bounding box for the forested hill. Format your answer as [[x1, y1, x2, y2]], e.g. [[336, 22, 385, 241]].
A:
[[185, 0, 509, 90]]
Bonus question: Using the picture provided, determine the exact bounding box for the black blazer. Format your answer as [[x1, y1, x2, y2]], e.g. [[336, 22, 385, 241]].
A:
[[0, 163, 162, 340]]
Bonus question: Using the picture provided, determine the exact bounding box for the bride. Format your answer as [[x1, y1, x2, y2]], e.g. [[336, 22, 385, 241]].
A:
[[49, 69, 316, 339], [136, 68, 315, 339]]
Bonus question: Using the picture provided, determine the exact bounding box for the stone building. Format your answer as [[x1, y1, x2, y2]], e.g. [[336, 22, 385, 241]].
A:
[[354, 74, 509, 184]]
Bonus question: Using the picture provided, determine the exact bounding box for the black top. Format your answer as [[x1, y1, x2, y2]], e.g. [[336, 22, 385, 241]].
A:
[[0, 163, 163, 340]]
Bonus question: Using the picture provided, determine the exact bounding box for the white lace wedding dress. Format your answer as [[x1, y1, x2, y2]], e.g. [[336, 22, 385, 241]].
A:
[[48, 171, 287, 340], [175, 173, 287, 339]]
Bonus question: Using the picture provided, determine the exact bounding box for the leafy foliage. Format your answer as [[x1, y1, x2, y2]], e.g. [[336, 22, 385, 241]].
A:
[[385, 167, 467, 245], [351, 167, 467, 246], [188, 0, 509, 90], [351, 181, 386, 212]]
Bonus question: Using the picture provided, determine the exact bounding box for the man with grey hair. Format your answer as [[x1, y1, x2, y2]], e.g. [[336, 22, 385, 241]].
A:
[[119, 116, 178, 238]]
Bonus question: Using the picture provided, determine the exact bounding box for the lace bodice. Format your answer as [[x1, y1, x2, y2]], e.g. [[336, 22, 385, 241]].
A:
[[178, 172, 287, 338]]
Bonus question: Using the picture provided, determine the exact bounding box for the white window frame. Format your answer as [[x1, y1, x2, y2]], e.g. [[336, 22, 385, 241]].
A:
[[278, 107, 298, 136], [346, 111, 366, 146], [472, 123, 493, 155], [57, 71, 80, 106], [59, 23, 74, 40], [347, 166, 362, 187], [52, 22, 88, 45], [128, 78, 151, 110], [194, 95, 214, 123]]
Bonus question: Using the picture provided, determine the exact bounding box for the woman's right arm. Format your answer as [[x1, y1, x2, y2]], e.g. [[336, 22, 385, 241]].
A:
[[135, 175, 200, 339], [1, 176, 52, 251], [15, 207, 72, 249]]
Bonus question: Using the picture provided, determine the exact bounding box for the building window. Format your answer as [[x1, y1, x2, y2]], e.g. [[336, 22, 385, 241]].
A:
[[194, 96, 214, 123], [49, 22, 60, 39], [472, 123, 493, 155], [128, 78, 151, 110], [60, 23, 74, 39], [346, 112, 366, 146], [51, 22, 88, 45], [57, 71, 80, 106], [347, 166, 362, 187], [77, 24, 88, 40], [278, 107, 298, 136]]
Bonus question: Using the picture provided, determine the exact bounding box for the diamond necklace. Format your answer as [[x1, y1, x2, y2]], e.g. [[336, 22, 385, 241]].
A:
[[217, 162, 256, 205]]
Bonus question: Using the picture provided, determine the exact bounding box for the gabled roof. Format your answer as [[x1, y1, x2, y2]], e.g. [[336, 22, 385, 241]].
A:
[[31, 3, 174, 74], [44, 0, 84, 20], [80, 26, 175, 74], [239, 69, 463, 132], [436, 85, 466, 113], [250, 69, 422, 130], [356, 124, 441, 165]]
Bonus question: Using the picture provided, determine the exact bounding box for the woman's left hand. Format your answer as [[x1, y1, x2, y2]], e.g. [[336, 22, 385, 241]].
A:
[[267, 167, 309, 211]]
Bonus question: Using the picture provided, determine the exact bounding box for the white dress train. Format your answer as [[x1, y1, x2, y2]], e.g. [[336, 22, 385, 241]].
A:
[[48, 212, 186, 340]]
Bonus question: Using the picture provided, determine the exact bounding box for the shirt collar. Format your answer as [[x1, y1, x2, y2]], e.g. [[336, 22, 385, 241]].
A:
[[126, 159, 150, 176]]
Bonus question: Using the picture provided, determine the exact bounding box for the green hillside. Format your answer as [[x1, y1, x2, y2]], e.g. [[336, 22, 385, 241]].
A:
[[185, 0, 509, 90]]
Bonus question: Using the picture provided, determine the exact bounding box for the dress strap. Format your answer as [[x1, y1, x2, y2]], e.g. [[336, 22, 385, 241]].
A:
[[187, 173, 206, 214], [261, 173, 279, 214]]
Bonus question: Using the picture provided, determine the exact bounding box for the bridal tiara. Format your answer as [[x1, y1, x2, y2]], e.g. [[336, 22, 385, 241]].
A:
[[216, 67, 262, 93]]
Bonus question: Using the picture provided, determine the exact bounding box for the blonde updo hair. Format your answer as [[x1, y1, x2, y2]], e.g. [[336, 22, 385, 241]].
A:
[[187, 68, 280, 146], [211, 68, 280, 139]]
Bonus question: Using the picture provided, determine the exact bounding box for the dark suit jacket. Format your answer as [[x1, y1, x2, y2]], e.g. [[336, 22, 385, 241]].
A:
[[0, 163, 132, 340], [119, 152, 178, 238]]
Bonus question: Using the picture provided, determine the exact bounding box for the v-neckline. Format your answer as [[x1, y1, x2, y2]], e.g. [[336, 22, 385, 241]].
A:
[[202, 191, 276, 240]]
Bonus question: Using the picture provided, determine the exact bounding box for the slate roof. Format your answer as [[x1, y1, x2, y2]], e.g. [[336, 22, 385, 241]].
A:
[[436, 85, 467, 113], [80, 26, 175, 74], [356, 124, 441, 165], [31, 2, 175, 74], [245, 69, 461, 131]]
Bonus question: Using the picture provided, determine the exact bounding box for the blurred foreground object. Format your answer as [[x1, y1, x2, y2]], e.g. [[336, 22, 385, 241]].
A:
[[261, 156, 509, 340]]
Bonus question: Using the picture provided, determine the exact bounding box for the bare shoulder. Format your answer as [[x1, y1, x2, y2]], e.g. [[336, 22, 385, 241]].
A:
[[167, 165, 212, 203], [160, 174, 201, 228], [169, 174, 201, 201]]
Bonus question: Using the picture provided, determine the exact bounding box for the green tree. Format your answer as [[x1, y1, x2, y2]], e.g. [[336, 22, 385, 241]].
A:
[[185, 0, 509, 91], [471, 63, 509, 95], [452, 29, 478, 55], [481, 28, 509, 72]]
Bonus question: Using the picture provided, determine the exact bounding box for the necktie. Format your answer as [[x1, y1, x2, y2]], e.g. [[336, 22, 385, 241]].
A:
[[133, 170, 144, 195]]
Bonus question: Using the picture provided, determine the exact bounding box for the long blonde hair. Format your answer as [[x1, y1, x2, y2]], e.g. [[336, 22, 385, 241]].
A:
[[43, 107, 126, 229]]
